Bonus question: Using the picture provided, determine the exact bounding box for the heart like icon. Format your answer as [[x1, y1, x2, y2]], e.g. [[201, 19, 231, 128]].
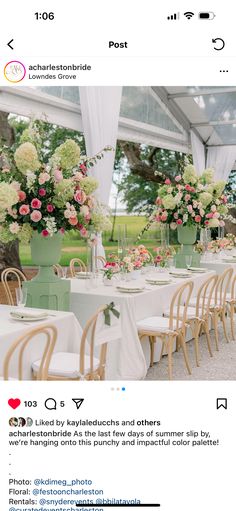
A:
[[8, 398, 21, 410]]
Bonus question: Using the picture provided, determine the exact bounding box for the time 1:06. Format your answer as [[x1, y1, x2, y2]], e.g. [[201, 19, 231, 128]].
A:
[[34, 12, 55, 20]]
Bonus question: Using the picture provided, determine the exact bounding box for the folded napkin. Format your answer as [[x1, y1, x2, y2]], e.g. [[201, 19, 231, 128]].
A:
[[10, 310, 48, 320]]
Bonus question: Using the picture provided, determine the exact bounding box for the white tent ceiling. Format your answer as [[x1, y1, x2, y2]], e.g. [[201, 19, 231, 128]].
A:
[[0, 84, 236, 160]]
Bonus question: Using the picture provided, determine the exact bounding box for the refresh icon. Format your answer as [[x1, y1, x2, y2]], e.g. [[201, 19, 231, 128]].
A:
[[212, 38, 225, 51]]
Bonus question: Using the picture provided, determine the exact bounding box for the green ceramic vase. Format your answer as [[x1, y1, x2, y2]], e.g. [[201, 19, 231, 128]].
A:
[[175, 225, 200, 268], [23, 232, 70, 311]]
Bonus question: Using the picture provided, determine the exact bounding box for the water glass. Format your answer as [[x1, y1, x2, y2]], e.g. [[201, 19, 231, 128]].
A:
[[15, 287, 27, 307], [61, 267, 67, 279], [185, 255, 192, 270]]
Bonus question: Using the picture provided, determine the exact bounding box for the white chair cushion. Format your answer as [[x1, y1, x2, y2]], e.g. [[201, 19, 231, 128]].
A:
[[137, 316, 179, 333], [32, 352, 100, 379], [163, 305, 197, 320], [0, 376, 17, 380]]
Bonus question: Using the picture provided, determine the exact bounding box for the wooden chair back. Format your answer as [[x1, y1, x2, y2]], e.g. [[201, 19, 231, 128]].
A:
[[70, 258, 87, 277], [95, 256, 107, 267], [215, 267, 233, 306], [79, 305, 109, 380], [53, 264, 63, 278], [230, 273, 236, 300], [3, 325, 57, 380], [169, 281, 193, 331], [1, 268, 27, 306], [196, 274, 218, 317]]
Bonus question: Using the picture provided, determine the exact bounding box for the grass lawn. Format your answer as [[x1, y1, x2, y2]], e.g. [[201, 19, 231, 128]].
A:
[[20, 216, 162, 266]]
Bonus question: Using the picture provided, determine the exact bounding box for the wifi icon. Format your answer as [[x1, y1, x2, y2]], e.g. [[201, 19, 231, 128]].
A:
[[184, 11, 195, 19]]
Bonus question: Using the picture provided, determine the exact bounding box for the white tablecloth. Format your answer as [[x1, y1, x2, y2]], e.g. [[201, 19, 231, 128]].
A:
[[70, 271, 215, 380], [201, 258, 236, 274], [0, 305, 82, 379]]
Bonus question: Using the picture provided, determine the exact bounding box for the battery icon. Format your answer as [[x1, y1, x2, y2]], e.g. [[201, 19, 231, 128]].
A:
[[199, 12, 216, 19]]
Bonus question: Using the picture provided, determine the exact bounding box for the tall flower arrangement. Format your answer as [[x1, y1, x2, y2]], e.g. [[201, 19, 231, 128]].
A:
[[151, 165, 228, 230], [0, 127, 112, 243]]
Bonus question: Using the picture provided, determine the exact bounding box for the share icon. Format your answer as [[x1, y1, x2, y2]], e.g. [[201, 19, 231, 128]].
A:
[[72, 398, 84, 410]]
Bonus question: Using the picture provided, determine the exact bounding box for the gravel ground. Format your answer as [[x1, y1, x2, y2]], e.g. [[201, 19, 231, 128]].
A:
[[145, 319, 236, 380]]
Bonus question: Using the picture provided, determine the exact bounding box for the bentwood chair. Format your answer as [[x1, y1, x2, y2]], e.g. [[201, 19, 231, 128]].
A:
[[189, 268, 233, 350], [1, 268, 27, 306], [164, 274, 218, 366], [137, 281, 194, 379], [95, 255, 107, 267], [69, 258, 87, 277], [225, 274, 236, 340], [32, 305, 120, 381], [1, 325, 57, 380], [53, 264, 64, 278]]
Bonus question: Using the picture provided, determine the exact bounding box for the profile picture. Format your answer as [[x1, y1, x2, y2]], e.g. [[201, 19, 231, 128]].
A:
[[18, 417, 26, 427], [9, 417, 18, 427], [26, 417, 33, 427]]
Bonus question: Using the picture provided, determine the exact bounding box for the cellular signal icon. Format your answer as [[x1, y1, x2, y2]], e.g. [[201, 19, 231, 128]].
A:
[[167, 12, 180, 20]]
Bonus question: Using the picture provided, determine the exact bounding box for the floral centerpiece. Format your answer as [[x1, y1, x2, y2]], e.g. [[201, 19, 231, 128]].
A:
[[208, 237, 233, 253], [154, 246, 176, 268], [0, 125, 112, 310], [194, 241, 204, 254], [0, 128, 112, 243], [102, 253, 120, 282], [152, 165, 228, 230]]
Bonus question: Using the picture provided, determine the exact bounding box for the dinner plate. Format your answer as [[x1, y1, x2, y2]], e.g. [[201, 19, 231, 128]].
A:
[[116, 285, 145, 293], [10, 311, 48, 322], [75, 272, 92, 279], [169, 270, 190, 277], [145, 278, 172, 285], [188, 267, 208, 273]]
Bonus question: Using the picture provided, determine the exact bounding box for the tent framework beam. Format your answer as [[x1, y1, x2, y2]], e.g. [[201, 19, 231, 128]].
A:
[[192, 119, 236, 127], [168, 87, 236, 99]]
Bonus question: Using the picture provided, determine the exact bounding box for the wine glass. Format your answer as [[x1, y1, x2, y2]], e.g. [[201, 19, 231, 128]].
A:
[[185, 255, 192, 271], [15, 287, 27, 307], [61, 267, 67, 279]]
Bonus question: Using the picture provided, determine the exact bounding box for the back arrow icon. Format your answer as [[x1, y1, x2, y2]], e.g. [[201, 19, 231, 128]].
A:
[[7, 39, 14, 50], [212, 38, 225, 50]]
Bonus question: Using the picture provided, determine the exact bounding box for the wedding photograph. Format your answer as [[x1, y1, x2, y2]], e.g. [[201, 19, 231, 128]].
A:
[[0, 85, 236, 381]]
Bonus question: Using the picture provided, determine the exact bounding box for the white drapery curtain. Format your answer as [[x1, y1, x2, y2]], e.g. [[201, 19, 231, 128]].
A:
[[206, 146, 236, 181], [79, 86, 122, 257], [79, 86, 122, 203], [190, 130, 206, 174]]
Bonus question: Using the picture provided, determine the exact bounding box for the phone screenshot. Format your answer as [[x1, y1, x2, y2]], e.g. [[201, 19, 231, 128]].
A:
[[0, 1, 236, 510]]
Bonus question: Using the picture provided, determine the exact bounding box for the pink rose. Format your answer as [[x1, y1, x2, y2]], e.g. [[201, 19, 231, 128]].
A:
[[174, 212, 179, 219], [47, 204, 54, 213], [185, 184, 191, 191], [54, 170, 63, 182], [205, 220, 209, 226], [175, 175, 182, 182], [74, 189, 86, 204], [165, 178, 171, 185], [69, 216, 78, 226], [155, 197, 162, 206], [59, 228, 65, 235], [190, 187, 195, 193], [19, 204, 30, 216], [30, 210, 42, 222], [42, 229, 49, 237], [195, 215, 201, 223], [161, 213, 168, 222], [176, 219, 183, 225], [219, 220, 225, 227], [80, 227, 88, 237], [187, 205, 193, 213], [79, 164, 87, 172], [185, 194, 191, 202], [31, 198, 42, 209], [18, 190, 26, 202], [39, 188, 46, 197], [206, 212, 214, 219]]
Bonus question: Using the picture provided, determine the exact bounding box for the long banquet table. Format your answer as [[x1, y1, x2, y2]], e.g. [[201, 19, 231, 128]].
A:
[[70, 270, 215, 380], [0, 305, 82, 380]]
